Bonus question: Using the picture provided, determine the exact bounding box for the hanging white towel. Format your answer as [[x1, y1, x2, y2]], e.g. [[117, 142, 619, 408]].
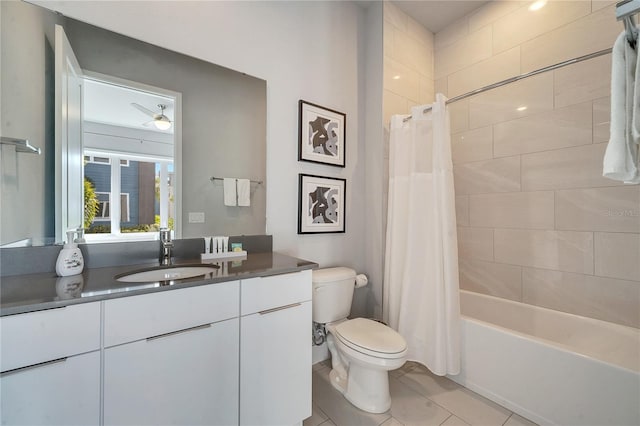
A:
[[237, 179, 251, 206], [223, 178, 237, 206], [603, 30, 640, 184]]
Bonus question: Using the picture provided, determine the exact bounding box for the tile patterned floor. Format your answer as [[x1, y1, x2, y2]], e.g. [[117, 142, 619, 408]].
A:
[[305, 361, 538, 426]]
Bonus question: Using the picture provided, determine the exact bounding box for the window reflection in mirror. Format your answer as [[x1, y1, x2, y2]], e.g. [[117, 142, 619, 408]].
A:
[[81, 74, 179, 242]]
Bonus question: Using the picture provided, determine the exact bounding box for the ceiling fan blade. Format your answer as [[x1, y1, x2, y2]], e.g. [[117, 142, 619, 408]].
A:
[[142, 120, 154, 127], [131, 103, 156, 118]]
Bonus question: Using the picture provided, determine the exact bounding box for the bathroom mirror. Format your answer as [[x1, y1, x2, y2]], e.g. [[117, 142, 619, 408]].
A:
[[0, 1, 267, 247]]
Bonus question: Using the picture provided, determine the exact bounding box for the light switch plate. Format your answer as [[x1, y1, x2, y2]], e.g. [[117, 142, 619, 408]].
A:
[[188, 212, 205, 223]]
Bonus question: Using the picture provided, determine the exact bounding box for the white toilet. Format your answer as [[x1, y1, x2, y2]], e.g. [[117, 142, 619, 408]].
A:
[[312, 267, 408, 414]]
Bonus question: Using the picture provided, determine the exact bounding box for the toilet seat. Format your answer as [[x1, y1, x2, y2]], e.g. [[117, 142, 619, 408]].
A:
[[334, 318, 407, 359]]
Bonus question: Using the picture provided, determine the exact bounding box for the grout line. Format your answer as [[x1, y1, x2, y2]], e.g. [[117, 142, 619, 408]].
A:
[[492, 227, 496, 261], [439, 414, 454, 426], [456, 182, 629, 197], [592, 231, 597, 277], [502, 413, 514, 426], [520, 265, 524, 302]]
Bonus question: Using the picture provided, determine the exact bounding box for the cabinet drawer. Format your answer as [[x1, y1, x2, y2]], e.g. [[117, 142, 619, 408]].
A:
[[241, 270, 311, 315], [104, 281, 239, 347], [0, 302, 101, 372]]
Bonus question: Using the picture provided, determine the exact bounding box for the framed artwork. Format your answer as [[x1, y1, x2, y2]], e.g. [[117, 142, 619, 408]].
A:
[[298, 174, 346, 234], [298, 100, 346, 167]]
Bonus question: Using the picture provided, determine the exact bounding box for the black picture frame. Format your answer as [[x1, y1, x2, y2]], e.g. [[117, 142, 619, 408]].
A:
[[298, 174, 346, 234], [298, 100, 346, 167]]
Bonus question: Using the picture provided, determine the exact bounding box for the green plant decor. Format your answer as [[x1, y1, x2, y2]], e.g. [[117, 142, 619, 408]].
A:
[[84, 177, 99, 229]]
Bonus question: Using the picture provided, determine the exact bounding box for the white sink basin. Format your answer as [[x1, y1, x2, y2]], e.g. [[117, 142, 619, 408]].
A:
[[116, 265, 219, 283]]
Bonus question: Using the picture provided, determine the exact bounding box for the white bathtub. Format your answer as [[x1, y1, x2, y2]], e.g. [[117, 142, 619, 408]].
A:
[[449, 290, 640, 426]]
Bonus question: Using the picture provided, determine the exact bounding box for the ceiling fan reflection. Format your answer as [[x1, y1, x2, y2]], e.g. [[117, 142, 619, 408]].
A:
[[131, 103, 172, 130]]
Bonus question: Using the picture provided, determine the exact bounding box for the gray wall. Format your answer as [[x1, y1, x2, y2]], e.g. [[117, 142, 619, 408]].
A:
[[0, 2, 61, 246], [65, 19, 267, 238]]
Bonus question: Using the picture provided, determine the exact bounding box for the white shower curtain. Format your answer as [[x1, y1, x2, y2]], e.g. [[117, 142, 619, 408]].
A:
[[383, 94, 460, 376]]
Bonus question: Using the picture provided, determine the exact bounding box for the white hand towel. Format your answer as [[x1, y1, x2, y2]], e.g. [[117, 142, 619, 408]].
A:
[[603, 30, 640, 184], [237, 179, 251, 206], [223, 178, 237, 206]]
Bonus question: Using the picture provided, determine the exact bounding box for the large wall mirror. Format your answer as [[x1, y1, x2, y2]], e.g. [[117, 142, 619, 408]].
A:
[[0, 1, 266, 247]]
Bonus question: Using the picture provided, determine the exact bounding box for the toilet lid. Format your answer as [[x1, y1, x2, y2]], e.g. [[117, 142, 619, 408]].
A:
[[334, 318, 407, 357]]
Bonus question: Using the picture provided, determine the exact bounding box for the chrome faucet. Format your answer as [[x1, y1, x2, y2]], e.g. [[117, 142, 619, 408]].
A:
[[159, 228, 173, 266]]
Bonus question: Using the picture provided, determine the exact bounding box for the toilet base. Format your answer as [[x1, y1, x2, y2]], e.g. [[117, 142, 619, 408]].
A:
[[329, 363, 392, 414]]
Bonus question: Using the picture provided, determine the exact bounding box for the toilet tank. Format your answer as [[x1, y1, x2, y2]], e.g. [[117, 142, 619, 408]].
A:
[[312, 267, 356, 324]]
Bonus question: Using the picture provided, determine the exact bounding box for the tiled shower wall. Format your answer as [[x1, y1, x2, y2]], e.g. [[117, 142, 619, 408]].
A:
[[435, 1, 640, 328], [382, 1, 435, 254], [383, 1, 435, 125]]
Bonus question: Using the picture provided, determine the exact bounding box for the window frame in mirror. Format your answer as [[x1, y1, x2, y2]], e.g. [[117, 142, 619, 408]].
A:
[[80, 70, 182, 243]]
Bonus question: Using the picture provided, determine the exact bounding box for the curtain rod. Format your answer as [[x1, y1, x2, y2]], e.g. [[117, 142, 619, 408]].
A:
[[616, 0, 639, 48], [403, 47, 613, 122], [616, 0, 640, 20]]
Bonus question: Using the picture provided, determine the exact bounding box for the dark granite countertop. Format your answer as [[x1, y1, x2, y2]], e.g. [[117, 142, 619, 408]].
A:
[[0, 252, 318, 316]]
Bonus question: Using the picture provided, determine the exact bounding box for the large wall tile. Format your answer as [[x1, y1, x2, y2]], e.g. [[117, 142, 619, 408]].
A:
[[454, 156, 520, 195], [447, 47, 520, 99], [521, 143, 621, 190], [407, 15, 434, 47], [521, 5, 619, 73], [456, 195, 469, 226], [592, 0, 618, 11], [468, 73, 554, 129], [494, 229, 594, 274], [459, 258, 522, 301], [384, 23, 394, 58], [469, 191, 555, 230], [384, 1, 408, 32], [451, 126, 493, 165], [468, 1, 527, 32], [522, 268, 640, 328], [595, 232, 640, 281], [458, 227, 493, 261], [434, 15, 468, 50], [435, 26, 492, 79], [554, 54, 611, 108], [449, 99, 469, 134], [384, 58, 420, 103], [384, 89, 409, 127], [493, 102, 592, 157], [435, 77, 448, 97], [419, 77, 434, 105], [556, 186, 640, 233], [391, 28, 433, 78], [492, 0, 590, 53], [593, 97, 610, 144]]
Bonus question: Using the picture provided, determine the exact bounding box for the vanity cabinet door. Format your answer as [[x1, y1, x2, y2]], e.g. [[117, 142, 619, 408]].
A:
[[240, 301, 312, 426], [103, 318, 239, 426], [0, 351, 100, 425]]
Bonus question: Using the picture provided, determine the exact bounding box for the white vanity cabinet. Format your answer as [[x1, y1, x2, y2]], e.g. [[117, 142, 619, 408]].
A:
[[0, 303, 101, 425], [102, 281, 240, 426], [0, 266, 313, 426], [240, 270, 312, 426]]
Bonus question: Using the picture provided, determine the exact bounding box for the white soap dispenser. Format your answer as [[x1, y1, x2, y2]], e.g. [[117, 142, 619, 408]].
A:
[[56, 229, 84, 277]]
